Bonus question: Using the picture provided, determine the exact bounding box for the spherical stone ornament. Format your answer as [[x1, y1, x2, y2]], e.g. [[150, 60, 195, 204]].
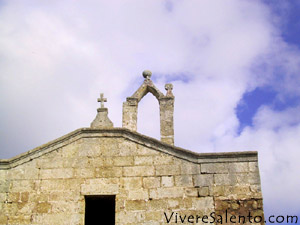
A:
[[142, 70, 152, 79]]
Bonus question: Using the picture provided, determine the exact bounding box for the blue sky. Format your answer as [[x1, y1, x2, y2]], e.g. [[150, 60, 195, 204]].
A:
[[0, 0, 300, 224]]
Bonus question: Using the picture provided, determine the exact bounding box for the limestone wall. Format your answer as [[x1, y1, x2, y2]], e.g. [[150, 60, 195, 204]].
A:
[[0, 129, 263, 225]]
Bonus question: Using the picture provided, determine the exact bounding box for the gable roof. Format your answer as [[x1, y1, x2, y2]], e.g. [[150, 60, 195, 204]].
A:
[[0, 128, 257, 169]]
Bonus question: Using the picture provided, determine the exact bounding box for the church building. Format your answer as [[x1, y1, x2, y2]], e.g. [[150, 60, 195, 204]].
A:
[[0, 71, 264, 224]]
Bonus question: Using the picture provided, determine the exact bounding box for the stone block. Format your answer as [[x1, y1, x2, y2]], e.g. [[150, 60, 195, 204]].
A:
[[161, 176, 174, 187], [143, 177, 160, 189], [167, 198, 181, 209], [134, 156, 154, 165], [95, 167, 122, 178], [119, 141, 139, 156], [201, 163, 228, 174], [250, 184, 261, 193], [0, 214, 7, 224], [32, 212, 83, 225], [48, 191, 81, 202], [128, 189, 149, 200], [125, 200, 147, 211], [193, 174, 214, 187], [113, 156, 134, 166], [249, 162, 259, 172], [36, 156, 64, 169], [40, 168, 73, 179], [123, 166, 155, 177], [136, 145, 160, 156], [0, 180, 9, 192], [29, 192, 48, 202], [63, 157, 90, 168], [184, 188, 198, 197], [81, 178, 119, 195], [149, 187, 184, 199], [60, 142, 80, 158], [51, 201, 83, 214], [40, 179, 80, 192], [192, 197, 214, 211], [120, 177, 142, 189], [146, 199, 167, 210], [0, 193, 6, 202], [8, 168, 25, 180], [11, 180, 35, 192], [116, 211, 145, 224], [20, 192, 29, 202], [237, 172, 260, 185], [155, 165, 180, 176], [73, 168, 94, 178], [224, 186, 251, 198], [7, 192, 19, 202], [210, 185, 225, 197], [153, 155, 174, 165], [89, 157, 113, 167], [145, 211, 162, 222], [180, 163, 200, 175], [175, 175, 193, 187], [5, 215, 32, 224], [228, 162, 249, 173], [214, 174, 238, 185], [198, 186, 209, 197], [33, 202, 52, 213], [0, 170, 7, 180]]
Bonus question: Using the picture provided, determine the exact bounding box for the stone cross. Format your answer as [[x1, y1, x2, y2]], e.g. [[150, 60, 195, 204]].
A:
[[165, 83, 174, 97], [97, 93, 107, 108]]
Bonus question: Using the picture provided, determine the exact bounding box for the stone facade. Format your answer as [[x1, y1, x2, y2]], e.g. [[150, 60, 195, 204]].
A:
[[0, 71, 264, 224]]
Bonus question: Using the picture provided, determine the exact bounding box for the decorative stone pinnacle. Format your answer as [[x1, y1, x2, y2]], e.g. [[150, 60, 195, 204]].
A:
[[165, 83, 174, 97], [97, 93, 107, 108], [91, 92, 113, 128], [165, 83, 173, 91], [142, 70, 152, 80]]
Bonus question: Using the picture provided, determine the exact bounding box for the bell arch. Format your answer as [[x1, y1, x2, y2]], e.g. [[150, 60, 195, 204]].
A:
[[122, 70, 175, 145]]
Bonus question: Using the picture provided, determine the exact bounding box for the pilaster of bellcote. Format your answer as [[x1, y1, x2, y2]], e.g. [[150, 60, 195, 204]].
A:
[[90, 93, 114, 129]]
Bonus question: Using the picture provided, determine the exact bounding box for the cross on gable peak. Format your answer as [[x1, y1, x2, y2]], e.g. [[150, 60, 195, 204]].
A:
[[97, 93, 107, 108]]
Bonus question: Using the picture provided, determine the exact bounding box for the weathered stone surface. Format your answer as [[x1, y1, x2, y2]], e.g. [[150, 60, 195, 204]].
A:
[[149, 187, 184, 199], [175, 175, 193, 187], [155, 165, 180, 176], [192, 197, 214, 211], [0, 111, 263, 225], [161, 176, 174, 187], [193, 174, 214, 187], [143, 177, 160, 189], [214, 173, 238, 185], [201, 163, 229, 174], [123, 166, 155, 177]]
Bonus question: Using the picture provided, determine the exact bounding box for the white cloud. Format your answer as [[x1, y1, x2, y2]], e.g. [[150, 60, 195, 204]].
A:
[[0, 0, 300, 217]]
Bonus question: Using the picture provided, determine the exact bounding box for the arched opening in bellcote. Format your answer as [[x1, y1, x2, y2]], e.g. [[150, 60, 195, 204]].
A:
[[137, 92, 160, 140]]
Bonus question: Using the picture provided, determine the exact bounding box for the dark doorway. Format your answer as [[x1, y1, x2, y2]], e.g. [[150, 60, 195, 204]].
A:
[[85, 195, 115, 225]]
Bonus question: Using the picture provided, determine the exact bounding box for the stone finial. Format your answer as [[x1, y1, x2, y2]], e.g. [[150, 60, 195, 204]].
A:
[[142, 70, 152, 80], [165, 83, 174, 97], [91, 93, 113, 128]]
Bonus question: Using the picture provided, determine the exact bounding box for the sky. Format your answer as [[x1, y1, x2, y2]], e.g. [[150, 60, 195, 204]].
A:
[[0, 0, 300, 223]]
